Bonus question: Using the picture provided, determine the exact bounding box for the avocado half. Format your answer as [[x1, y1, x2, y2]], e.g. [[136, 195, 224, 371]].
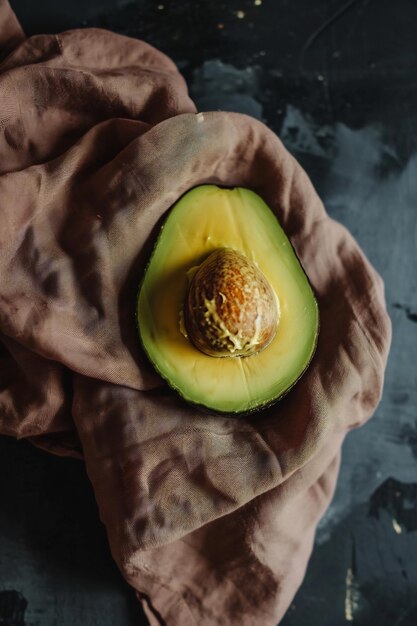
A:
[[136, 185, 319, 415]]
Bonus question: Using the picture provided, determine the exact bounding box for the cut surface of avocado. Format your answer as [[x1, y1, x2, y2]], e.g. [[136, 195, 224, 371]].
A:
[[136, 185, 319, 415]]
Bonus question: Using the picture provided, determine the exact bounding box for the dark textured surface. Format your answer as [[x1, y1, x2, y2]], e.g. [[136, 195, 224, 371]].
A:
[[1, 0, 416, 624]]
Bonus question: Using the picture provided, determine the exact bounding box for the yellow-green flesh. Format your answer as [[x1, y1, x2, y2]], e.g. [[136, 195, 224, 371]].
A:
[[137, 185, 319, 414]]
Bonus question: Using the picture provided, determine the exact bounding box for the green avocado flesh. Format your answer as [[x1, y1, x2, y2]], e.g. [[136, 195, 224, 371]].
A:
[[136, 185, 319, 415]]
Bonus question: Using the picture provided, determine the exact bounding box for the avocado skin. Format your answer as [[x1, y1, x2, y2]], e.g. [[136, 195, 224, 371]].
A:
[[136, 184, 319, 416]]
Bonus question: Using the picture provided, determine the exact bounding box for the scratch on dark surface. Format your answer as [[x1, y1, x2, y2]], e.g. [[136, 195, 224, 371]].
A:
[[369, 478, 417, 533], [345, 534, 360, 621], [393, 303, 417, 323], [0, 590, 28, 626], [298, 0, 361, 74]]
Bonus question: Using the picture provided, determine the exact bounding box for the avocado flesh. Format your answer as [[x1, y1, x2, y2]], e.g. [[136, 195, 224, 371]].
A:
[[137, 185, 319, 414]]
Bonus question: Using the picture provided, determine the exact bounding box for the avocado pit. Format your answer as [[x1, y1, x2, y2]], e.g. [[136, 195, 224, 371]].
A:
[[184, 248, 279, 357]]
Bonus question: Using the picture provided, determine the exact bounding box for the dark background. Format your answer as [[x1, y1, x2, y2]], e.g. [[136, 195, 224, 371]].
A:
[[1, 1, 417, 624]]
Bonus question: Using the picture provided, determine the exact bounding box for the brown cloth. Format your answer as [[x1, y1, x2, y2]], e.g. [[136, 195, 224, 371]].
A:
[[0, 2, 391, 624]]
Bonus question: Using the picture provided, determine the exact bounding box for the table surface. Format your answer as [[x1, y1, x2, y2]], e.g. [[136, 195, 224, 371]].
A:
[[1, 1, 417, 625]]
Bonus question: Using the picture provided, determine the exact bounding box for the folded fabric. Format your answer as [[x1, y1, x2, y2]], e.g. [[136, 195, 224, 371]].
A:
[[0, 2, 391, 624]]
